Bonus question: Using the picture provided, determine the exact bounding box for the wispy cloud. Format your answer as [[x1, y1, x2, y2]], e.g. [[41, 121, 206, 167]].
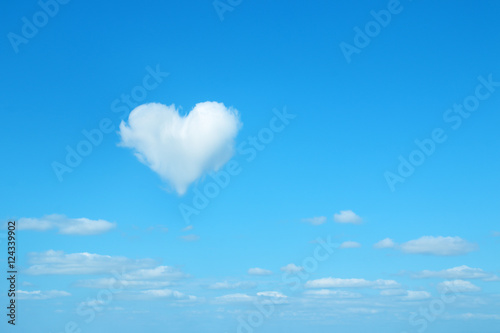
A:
[[374, 236, 477, 256], [339, 241, 361, 249], [411, 265, 499, 281], [248, 268, 272, 276], [302, 216, 327, 226], [24, 250, 157, 275], [305, 277, 400, 289], [18, 214, 115, 235], [17, 290, 71, 300]]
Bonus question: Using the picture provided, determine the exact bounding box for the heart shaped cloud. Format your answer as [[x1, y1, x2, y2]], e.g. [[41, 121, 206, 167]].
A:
[[119, 102, 241, 195]]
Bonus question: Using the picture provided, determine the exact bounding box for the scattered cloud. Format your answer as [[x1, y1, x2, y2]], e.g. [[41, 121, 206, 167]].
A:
[[373, 238, 395, 249], [280, 263, 304, 273], [17, 290, 71, 300], [305, 277, 400, 289], [119, 102, 241, 195], [302, 216, 327, 226], [304, 289, 362, 299], [411, 265, 499, 281], [215, 293, 255, 303], [24, 250, 157, 275], [437, 280, 481, 293], [399, 236, 478, 256], [208, 281, 256, 290], [339, 241, 361, 249], [18, 214, 115, 235], [248, 268, 272, 276], [75, 279, 171, 290], [400, 290, 432, 301], [374, 236, 477, 256], [333, 210, 362, 224], [141, 289, 195, 300], [180, 234, 200, 242]]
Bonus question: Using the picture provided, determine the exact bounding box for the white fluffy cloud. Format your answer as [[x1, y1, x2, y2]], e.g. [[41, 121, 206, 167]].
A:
[[412, 265, 498, 280], [374, 236, 477, 256], [373, 238, 395, 249], [302, 216, 327, 225], [18, 214, 115, 235], [248, 268, 272, 276], [24, 250, 157, 275], [333, 210, 362, 224], [17, 290, 71, 300], [305, 277, 400, 289], [280, 263, 304, 273], [119, 102, 241, 195], [339, 241, 361, 249], [437, 280, 481, 293]]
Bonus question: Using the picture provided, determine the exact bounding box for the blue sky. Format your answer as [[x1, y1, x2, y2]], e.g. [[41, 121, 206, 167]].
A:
[[1, 0, 500, 332]]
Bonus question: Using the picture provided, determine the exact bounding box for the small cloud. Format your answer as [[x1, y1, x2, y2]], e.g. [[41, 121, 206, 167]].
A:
[[333, 210, 362, 224], [374, 236, 477, 256], [141, 289, 196, 300], [17, 290, 71, 300], [437, 280, 481, 293], [305, 277, 400, 289], [304, 289, 362, 298], [411, 265, 498, 280], [180, 234, 200, 242], [339, 241, 361, 249], [18, 214, 115, 235], [302, 216, 327, 226], [374, 238, 395, 249], [248, 268, 272, 276], [400, 291, 432, 301], [215, 293, 255, 303], [280, 263, 304, 274], [207, 281, 256, 290], [182, 225, 193, 231], [400, 236, 477, 256]]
